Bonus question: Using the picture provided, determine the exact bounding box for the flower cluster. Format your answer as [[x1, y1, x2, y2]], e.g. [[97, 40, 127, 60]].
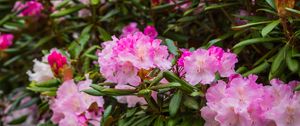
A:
[[98, 23, 169, 86], [201, 75, 300, 126], [0, 34, 14, 50], [27, 48, 68, 83], [178, 46, 237, 85], [50, 78, 104, 126], [13, 0, 44, 17]]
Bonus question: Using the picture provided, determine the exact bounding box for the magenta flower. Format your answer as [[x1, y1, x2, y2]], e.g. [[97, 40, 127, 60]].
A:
[[143, 25, 158, 39], [0, 34, 14, 50], [13, 0, 44, 17], [47, 49, 68, 75], [177, 49, 192, 67], [50, 78, 104, 126], [98, 32, 171, 86]]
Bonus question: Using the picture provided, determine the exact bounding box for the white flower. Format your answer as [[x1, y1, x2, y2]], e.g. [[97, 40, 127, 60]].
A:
[[27, 59, 54, 83]]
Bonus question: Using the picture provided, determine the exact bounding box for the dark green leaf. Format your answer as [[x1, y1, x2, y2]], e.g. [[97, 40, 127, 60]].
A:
[[261, 19, 280, 37], [169, 91, 182, 117], [233, 38, 283, 49], [50, 4, 85, 18], [243, 61, 270, 76]]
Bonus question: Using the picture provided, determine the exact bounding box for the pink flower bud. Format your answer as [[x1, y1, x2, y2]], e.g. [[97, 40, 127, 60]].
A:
[[47, 49, 67, 75], [0, 34, 14, 50], [143, 26, 158, 39]]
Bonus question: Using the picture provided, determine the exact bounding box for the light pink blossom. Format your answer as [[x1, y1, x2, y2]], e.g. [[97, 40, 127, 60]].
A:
[[183, 48, 219, 85], [120, 22, 139, 38], [98, 32, 171, 86], [201, 75, 300, 126], [180, 46, 237, 85], [50, 78, 104, 126], [0, 34, 14, 50]]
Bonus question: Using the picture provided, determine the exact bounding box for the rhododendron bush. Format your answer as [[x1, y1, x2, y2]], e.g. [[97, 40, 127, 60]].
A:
[[1, 0, 300, 126]]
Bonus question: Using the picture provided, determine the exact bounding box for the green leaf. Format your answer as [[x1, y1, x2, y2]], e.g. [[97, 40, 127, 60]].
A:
[[206, 31, 235, 47], [242, 61, 270, 76], [266, 0, 276, 9], [33, 36, 54, 49], [35, 79, 60, 87], [190, 91, 204, 97], [177, 16, 197, 23], [154, 116, 164, 126], [183, 96, 199, 110], [55, 0, 71, 10], [286, 49, 299, 73], [91, 0, 100, 5], [232, 21, 272, 29], [261, 19, 280, 37], [50, 4, 85, 18], [97, 27, 111, 41], [90, 84, 136, 96], [183, 8, 195, 16], [102, 105, 112, 124], [294, 84, 300, 91], [100, 9, 119, 21], [3, 55, 21, 66], [285, 7, 300, 15], [269, 45, 287, 79], [82, 89, 104, 96], [27, 87, 57, 92], [233, 38, 283, 49], [8, 115, 27, 125], [165, 39, 178, 55], [169, 91, 182, 117], [163, 71, 194, 93], [204, 3, 238, 11]]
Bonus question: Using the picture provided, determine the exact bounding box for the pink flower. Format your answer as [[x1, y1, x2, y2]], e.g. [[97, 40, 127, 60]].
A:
[[180, 46, 237, 85], [14, 0, 44, 17], [143, 26, 158, 38], [120, 22, 139, 38], [263, 79, 300, 126], [208, 46, 238, 77], [0, 34, 14, 50], [47, 49, 68, 75], [177, 49, 192, 67], [183, 48, 219, 85], [50, 78, 104, 126], [201, 75, 300, 126], [201, 75, 270, 126], [98, 32, 171, 86]]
